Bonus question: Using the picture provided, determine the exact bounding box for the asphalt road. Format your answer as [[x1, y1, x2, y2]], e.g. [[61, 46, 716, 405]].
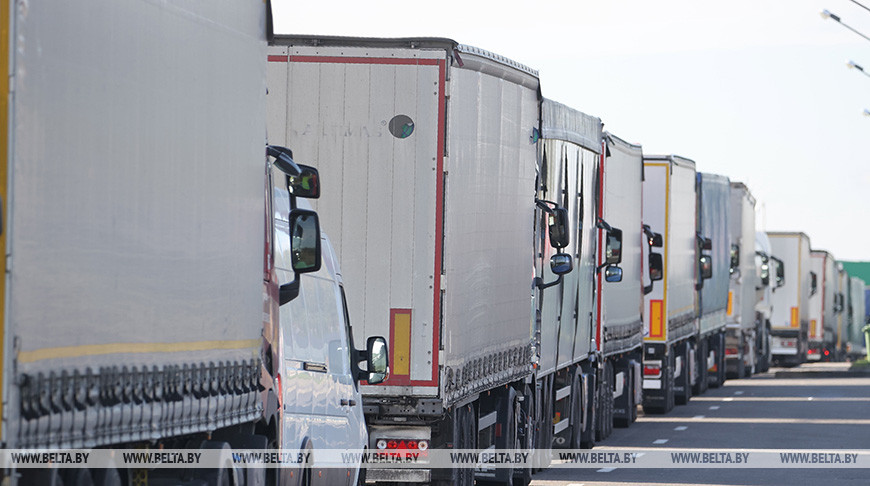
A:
[[530, 363, 870, 486]]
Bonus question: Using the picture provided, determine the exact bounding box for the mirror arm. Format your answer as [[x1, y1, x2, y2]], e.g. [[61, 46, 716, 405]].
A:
[[535, 198, 558, 213], [643, 283, 654, 295], [267, 145, 302, 176], [596, 218, 613, 232], [279, 277, 300, 306], [535, 275, 563, 290]]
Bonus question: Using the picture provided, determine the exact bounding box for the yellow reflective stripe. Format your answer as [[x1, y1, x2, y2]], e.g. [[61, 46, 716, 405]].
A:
[[17, 339, 261, 364], [391, 310, 412, 376]]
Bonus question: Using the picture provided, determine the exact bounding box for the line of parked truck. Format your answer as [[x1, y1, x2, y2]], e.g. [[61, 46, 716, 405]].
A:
[[2, 2, 867, 485]]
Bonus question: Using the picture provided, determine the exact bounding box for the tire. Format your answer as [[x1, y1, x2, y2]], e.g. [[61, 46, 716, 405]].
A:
[[614, 365, 633, 428], [675, 343, 692, 406]]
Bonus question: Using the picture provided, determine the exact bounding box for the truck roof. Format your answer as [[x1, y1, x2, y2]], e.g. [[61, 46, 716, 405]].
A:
[[271, 34, 539, 78], [644, 154, 696, 170], [541, 98, 602, 154]]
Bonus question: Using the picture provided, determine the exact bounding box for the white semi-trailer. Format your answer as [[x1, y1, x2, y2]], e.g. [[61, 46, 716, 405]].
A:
[[0, 3, 387, 485], [725, 182, 759, 378], [598, 133, 656, 428], [753, 231, 783, 373], [808, 251, 837, 361], [268, 36, 543, 485], [768, 232, 813, 366], [695, 173, 731, 389], [642, 156, 704, 412]]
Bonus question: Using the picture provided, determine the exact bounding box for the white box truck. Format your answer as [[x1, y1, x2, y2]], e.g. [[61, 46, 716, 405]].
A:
[[808, 251, 836, 361], [696, 173, 731, 388], [768, 232, 813, 366], [753, 231, 784, 373], [598, 133, 657, 428], [642, 156, 703, 412], [267, 36, 545, 485], [725, 182, 759, 378]]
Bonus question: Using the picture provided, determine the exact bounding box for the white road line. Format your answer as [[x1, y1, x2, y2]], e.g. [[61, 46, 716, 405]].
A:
[[694, 415, 706, 419], [724, 397, 734, 401], [653, 439, 669, 444], [674, 426, 688, 431], [734, 391, 744, 395], [597, 467, 616, 473], [709, 406, 720, 410]]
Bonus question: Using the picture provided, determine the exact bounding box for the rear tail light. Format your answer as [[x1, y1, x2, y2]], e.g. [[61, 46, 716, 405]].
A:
[[377, 438, 429, 450], [725, 347, 738, 356], [824, 349, 830, 356], [643, 363, 661, 378], [808, 348, 818, 355]]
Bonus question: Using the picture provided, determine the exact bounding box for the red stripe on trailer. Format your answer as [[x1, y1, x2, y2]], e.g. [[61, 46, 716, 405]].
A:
[[281, 54, 446, 387]]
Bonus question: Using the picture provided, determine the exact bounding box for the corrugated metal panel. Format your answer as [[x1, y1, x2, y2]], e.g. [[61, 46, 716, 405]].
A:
[[441, 48, 539, 403], [541, 98, 602, 154], [601, 133, 643, 356]]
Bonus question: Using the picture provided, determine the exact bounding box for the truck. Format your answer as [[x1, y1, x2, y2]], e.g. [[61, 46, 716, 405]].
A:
[[3, 4, 389, 485], [695, 173, 731, 387], [536, 99, 625, 458], [267, 36, 541, 485], [753, 231, 784, 373], [0, 1, 271, 483], [835, 264, 850, 361], [847, 276, 867, 359], [725, 182, 759, 378], [768, 232, 814, 366], [808, 251, 837, 361], [641, 155, 706, 412], [598, 133, 657, 428]]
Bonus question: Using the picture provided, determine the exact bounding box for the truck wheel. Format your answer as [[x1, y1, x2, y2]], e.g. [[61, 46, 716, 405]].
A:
[[692, 339, 708, 396], [579, 370, 597, 449], [614, 365, 633, 428], [675, 343, 692, 405]]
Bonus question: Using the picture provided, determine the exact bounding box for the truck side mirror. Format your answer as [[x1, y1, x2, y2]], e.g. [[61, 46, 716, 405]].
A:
[[268, 145, 321, 199], [288, 165, 320, 199], [772, 256, 785, 288], [363, 337, 389, 385], [550, 253, 573, 275], [810, 272, 818, 296], [605, 227, 623, 265], [651, 233, 663, 248], [548, 207, 570, 249], [730, 244, 740, 274], [604, 266, 623, 283], [279, 209, 322, 305], [702, 237, 713, 251], [700, 255, 713, 280], [649, 253, 663, 282]]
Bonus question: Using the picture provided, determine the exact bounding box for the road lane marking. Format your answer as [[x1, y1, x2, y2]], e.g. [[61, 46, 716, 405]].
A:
[[709, 406, 720, 410], [639, 417, 870, 424], [674, 426, 688, 431], [692, 397, 870, 402], [734, 391, 744, 395], [694, 415, 706, 419], [597, 467, 616, 473], [653, 439, 669, 444]]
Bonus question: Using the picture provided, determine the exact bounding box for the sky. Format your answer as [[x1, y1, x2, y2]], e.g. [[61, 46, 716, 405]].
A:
[[273, 0, 870, 261]]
